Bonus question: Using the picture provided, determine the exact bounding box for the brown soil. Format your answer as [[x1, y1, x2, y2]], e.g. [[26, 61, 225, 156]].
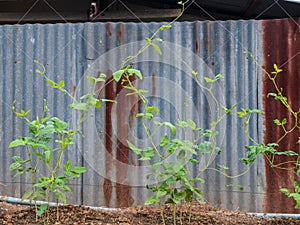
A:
[[0, 201, 299, 225]]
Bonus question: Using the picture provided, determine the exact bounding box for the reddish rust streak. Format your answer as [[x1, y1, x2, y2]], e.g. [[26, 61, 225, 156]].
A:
[[115, 74, 136, 207], [152, 72, 156, 98], [72, 85, 76, 97], [262, 18, 300, 213], [195, 40, 199, 55], [103, 70, 115, 207], [106, 23, 112, 37], [118, 24, 124, 44]]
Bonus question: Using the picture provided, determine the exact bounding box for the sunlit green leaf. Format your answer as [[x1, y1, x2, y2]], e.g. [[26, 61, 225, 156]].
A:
[[127, 140, 142, 155], [21, 189, 34, 201], [145, 195, 160, 205], [204, 77, 214, 83], [72, 166, 87, 173], [9, 139, 26, 148], [160, 25, 172, 30], [113, 70, 124, 82], [69, 102, 89, 111], [151, 43, 162, 55], [36, 204, 48, 216], [128, 69, 143, 80]]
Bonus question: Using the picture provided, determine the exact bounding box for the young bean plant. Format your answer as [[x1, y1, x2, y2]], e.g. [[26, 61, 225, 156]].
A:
[[9, 100, 86, 223]]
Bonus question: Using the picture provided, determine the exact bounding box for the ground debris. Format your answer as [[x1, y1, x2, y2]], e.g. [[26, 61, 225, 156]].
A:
[[0, 201, 299, 224]]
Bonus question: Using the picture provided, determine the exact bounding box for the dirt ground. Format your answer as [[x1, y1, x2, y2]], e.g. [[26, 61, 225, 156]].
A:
[[0, 201, 299, 225]]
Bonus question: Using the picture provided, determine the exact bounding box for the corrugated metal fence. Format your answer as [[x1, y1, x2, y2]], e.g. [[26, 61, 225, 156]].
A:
[[0, 18, 297, 213]]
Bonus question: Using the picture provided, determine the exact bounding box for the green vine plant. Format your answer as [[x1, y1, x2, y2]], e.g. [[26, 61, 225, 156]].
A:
[[241, 52, 300, 209], [107, 14, 264, 225], [9, 60, 114, 223], [112, 61, 262, 225], [9, 100, 86, 223]]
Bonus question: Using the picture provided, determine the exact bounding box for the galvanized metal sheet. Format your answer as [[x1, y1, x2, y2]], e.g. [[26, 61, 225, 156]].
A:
[[0, 20, 267, 212]]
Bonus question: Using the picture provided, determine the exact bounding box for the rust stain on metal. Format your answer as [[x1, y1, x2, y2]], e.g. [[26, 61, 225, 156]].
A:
[[194, 21, 199, 55], [152, 72, 156, 98], [72, 85, 76, 97], [102, 69, 138, 207], [118, 23, 124, 44], [262, 18, 300, 213], [106, 23, 112, 37], [115, 74, 136, 207], [103, 70, 115, 207], [195, 39, 199, 55]]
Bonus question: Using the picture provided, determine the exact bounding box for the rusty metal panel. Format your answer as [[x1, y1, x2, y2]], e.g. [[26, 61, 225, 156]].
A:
[[78, 20, 265, 212], [262, 18, 300, 213], [0, 20, 279, 213]]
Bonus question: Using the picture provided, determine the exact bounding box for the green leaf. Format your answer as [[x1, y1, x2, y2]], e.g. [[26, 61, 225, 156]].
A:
[[160, 25, 172, 30], [64, 160, 72, 171], [282, 118, 287, 125], [55, 191, 67, 204], [72, 166, 87, 173], [157, 190, 167, 198], [69, 102, 89, 111], [273, 64, 283, 73], [145, 37, 151, 44], [45, 78, 56, 87], [127, 69, 143, 80], [34, 180, 51, 188], [101, 99, 116, 103], [177, 119, 188, 128], [44, 150, 52, 165], [275, 151, 298, 156], [154, 121, 176, 136], [51, 117, 69, 131], [177, 150, 186, 161], [136, 113, 153, 119], [189, 158, 199, 164], [9, 162, 21, 171], [143, 147, 155, 157], [87, 75, 96, 84], [160, 135, 169, 147], [21, 189, 34, 201], [127, 140, 142, 155], [146, 106, 160, 115], [139, 156, 151, 161], [215, 73, 223, 80], [145, 195, 160, 205], [36, 125, 55, 136], [9, 139, 26, 148], [37, 204, 48, 216], [204, 77, 214, 83], [151, 43, 162, 55], [274, 119, 281, 126], [187, 119, 196, 130], [193, 177, 205, 183], [57, 80, 65, 88], [217, 164, 229, 170], [113, 70, 124, 82]]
